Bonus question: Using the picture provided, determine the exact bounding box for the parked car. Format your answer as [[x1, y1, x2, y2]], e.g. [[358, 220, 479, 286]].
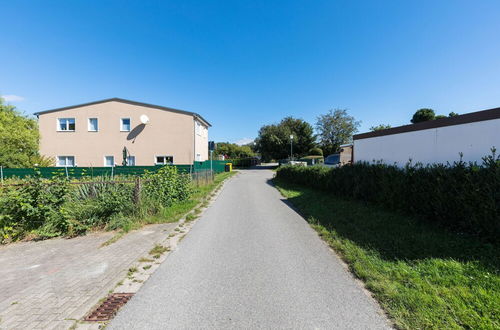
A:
[[323, 154, 341, 167]]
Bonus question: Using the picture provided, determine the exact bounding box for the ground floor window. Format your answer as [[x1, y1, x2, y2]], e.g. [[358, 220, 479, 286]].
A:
[[126, 156, 135, 166], [57, 156, 75, 167], [104, 156, 115, 167], [155, 156, 173, 165]]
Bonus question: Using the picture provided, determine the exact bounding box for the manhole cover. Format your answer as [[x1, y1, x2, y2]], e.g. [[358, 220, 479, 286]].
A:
[[85, 293, 134, 321]]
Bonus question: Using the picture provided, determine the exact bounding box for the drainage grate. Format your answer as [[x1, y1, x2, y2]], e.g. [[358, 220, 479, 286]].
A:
[[85, 293, 134, 321]]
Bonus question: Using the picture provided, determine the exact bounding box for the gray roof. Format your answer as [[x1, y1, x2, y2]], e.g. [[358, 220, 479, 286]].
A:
[[34, 97, 211, 127]]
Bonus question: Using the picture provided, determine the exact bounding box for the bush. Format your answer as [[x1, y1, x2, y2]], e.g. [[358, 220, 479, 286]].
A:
[[142, 166, 191, 209], [276, 151, 500, 242], [309, 147, 323, 156], [0, 172, 69, 241]]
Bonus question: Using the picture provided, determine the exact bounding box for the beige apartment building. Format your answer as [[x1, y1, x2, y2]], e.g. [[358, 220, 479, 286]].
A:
[[35, 98, 210, 167]]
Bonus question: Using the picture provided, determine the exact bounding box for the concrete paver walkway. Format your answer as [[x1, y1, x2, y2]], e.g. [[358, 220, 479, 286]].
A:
[[0, 222, 176, 329], [110, 169, 391, 329]]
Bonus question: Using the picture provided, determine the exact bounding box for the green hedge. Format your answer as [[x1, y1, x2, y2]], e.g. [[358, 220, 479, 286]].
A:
[[276, 152, 500, 242]]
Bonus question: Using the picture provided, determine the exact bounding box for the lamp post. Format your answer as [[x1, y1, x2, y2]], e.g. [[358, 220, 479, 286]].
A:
[[290, 135, 294, 161]]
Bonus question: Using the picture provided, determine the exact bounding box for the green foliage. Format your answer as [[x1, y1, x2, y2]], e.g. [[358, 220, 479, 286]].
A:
[[0, 172, 70, 241], [411, 108, 435, 123], [369, 124, 391, 131], [315, 109, 360, 156], [449, 111, 459, 117], [214, 142, 255, 158], [0, 165, 195, 243], [255, 116, 315, 161], [0, 98, 41, 168], [308, 147, 323, 156], [274, 180, 499, 329], [276, 150, 500, 242], [142, 166, 191, 209]]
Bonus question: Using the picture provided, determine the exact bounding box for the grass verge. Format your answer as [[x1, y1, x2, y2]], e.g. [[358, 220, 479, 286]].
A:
[[102, 171, 236, 244], [273, 178, 499, 329]]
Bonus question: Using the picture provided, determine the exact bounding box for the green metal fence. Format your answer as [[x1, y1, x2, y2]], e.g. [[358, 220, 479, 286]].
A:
[[0, 160, 228, 180]]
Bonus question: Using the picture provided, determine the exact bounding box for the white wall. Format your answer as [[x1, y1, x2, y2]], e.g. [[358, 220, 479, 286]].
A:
[[354, 119, 500, 166]]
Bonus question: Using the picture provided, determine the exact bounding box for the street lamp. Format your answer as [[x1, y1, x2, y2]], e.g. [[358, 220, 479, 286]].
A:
[[290, 135, 294, 161]]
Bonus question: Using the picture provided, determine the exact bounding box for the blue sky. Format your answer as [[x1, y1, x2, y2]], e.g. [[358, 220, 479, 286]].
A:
[[2, 1, 500, 144]]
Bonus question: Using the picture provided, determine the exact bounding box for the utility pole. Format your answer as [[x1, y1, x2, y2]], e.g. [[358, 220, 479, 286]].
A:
[[290, 135, 294, 161]]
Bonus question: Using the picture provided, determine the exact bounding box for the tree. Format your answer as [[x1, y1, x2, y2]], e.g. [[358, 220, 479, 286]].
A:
[[411, 108, 435, 123], [0, 98, 45, 167], [369, 124, 391, 131], [448, 112, 459, 117], [255, 117, 315, 161], [315, 109, 360, 156], [309, 147, 323, 156], [435, 115, 446, 119], [214, 142, 255, 159]]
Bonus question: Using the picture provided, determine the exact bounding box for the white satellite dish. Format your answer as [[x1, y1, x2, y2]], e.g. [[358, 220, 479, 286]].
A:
[[140, 114, 150, 124]]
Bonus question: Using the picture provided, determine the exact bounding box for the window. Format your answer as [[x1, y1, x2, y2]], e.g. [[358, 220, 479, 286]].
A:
[[195, 121, 202, 136], [126, 156, 135, 166], [155, 156, 173, 165], [58, 118, 75, 131], [104, 156, 115, 167], [57, 156, 75, 167], [88, 118, 98, 132], [121, 118, 131, 131]]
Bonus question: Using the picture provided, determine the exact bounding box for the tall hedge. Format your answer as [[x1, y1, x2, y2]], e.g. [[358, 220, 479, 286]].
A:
[[276, 151, 500, 242]]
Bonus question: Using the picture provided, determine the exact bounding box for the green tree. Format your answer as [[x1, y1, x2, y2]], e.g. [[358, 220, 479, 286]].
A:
[[448, 112, 459, 117], [411, 108, 435, 123], [214, 142, 255, 159], [315, 109, 360, 156], [255, 117, 315, 161], [0, 98, 43, 167], [369, 124, 391, 131], [309, 147, 323, 156]]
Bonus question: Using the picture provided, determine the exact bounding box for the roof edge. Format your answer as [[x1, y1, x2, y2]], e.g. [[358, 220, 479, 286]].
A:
[[34, 97, 212, 127], [354, 106, 500, 140]]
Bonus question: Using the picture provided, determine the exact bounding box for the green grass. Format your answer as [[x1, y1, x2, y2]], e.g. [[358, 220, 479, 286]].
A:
[[273, 178, 499, 330]]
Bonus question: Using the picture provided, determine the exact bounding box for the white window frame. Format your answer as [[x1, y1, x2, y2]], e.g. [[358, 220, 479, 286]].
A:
[[126, 156, 136, 166], [88, 118, 98, 132], [155, 156, 173, 165], [104, 156, 115, 167], [56, 156, 75, 167], [57, 118, 76, 132], [120, 118, 131, 132]]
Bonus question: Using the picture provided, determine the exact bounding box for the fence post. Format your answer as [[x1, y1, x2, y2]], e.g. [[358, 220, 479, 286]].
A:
[[0, 166, 3, 184], [133, 177, 142, 205], [65, 166, 69, 179]]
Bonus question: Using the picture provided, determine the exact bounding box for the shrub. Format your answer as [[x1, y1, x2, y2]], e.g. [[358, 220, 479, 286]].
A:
[[142, 166, 191, 209], [309, 147, 323, 156], [276, 151, 500, 242], [0, 172, 70, 241]]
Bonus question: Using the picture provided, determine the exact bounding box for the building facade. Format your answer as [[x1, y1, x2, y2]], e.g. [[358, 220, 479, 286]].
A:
[[35, 98, 210, 167], [353, 107, 500, 166]]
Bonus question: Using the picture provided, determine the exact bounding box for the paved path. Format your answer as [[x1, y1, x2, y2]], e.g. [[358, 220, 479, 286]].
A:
[[0, 222, 176, 330], [111, 169, 391, 329]]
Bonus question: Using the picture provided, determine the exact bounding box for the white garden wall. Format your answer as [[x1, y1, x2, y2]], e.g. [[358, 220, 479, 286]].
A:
[[354, 118, 500, 166]]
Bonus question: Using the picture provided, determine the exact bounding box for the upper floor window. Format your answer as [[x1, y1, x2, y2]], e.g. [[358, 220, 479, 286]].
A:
[[57, 156, 75, 167], [88, 118, 98, 132], [195, 121, 202, 136], [121, 118, 131, 132], [58, 118, 75, 131]]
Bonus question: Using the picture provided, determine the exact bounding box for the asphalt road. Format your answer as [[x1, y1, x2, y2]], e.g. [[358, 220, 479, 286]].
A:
[[110, 169, 391, 329]]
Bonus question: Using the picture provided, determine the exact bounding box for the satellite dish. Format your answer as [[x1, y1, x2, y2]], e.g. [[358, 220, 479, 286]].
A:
[[140, 114, 150, 124]]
